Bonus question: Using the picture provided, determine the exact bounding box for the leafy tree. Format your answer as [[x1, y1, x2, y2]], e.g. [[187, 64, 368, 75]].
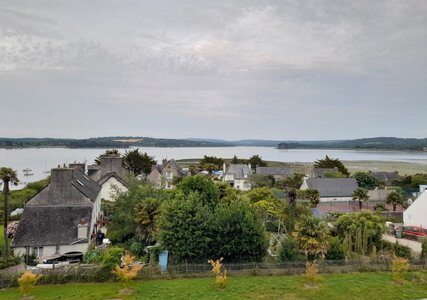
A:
[[248, 155, 267, 170], [176, 175, 220, 208], [0, 167, 19, 258], [123, 148, 156, 176], [209, 200, 268, 262], [248, 174, 275, 188], [314, 155, 349, 176], [335, 212, 384, 253], [352, 187, 369, 210], [325, 237, 346, 260], [199, 156, 224, 170], [293, 215, 330, 260], [280, 174, 303, 230], [202, 163, 217, 174], [134, 197, 162, 245], [304, 189, 320, 208], [108, 181, 167, 243], [159, 193, 212, 262], [386, 191, 405, 212], [352, 172, 380, 190]]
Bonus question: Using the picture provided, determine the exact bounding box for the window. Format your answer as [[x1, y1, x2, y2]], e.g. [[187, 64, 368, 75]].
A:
[[165, 171, 173, 179], [32, 247, 44, 257]]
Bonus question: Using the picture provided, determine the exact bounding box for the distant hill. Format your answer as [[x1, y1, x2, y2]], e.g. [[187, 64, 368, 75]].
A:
[[0, 136, 426, 150], [277, 137, 427, 151]]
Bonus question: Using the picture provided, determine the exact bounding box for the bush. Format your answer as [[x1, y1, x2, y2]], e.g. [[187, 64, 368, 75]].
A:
[[84, 248, 103, 264], [112, 255, 142, 287], [278, 237, 301, 262], [392, 256, 409, 282], [18, 271, 41, 296], [325, 237, 346, 260], [421, 238, 427, 260], [304, 261, 322, 287], [101, 246, 124, 271], [208, 257, 227, 289], [380, 240, 412, 259]]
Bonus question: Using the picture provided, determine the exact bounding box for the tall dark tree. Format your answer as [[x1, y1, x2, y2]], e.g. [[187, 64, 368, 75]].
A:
[[123, 148, 156, 175], [281, 174, 303, 230], [230, 155, 240, 164], [248, 155, 267, 170], [0, 167, 19, 258], [314, 155, 349, 176], [352, 172, 379, 190]]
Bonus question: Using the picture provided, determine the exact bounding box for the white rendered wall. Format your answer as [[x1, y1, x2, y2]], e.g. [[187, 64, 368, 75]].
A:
[[404, 191, 427, 227]]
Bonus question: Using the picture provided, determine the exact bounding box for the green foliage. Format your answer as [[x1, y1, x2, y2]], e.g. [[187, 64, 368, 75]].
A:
[[101, 246, 125, 271], [335, 212, 384, 254], [209, 200, 268, 262], [421, 239, 427, 260], [123, 148, 156, 175], [199, 156, 224, 170], [107, 181, 168, 243], [352, 172, 380, 189], [134, 197, 162, 245], [386, 191, 405, 211], [249, 174, 275, 188], [324, 171, 347, 178], [278, 237, 301, 262], [393, 173, 427, 189], [159, 193, 212, 262], [84, 248, 103, 264], [293, 215, 330, 260], [325, 237, 346, 260], [352, 187, 369, 210], [248, 155, 267, 169], [314, 155, 349, 176], [176, 175, 220, 208], [302, 189, 320, 208]]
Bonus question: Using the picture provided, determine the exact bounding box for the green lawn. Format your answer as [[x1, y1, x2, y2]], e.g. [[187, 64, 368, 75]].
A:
[[1, 272, 427, 300]]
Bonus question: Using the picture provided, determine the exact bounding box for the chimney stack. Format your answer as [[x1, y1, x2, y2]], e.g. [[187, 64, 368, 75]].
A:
[[77, 219, 89, 239]]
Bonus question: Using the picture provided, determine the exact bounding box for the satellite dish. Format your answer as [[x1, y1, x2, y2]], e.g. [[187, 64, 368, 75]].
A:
[[407, 198, 413, 205]]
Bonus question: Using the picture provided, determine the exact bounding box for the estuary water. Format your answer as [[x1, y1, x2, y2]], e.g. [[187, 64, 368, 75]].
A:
[[0, 147, 426, 189]]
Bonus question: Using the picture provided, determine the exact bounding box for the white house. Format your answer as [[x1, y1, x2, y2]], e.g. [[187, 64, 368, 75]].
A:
[[404, 191, 427, 228], [223, 164, 252, 191]]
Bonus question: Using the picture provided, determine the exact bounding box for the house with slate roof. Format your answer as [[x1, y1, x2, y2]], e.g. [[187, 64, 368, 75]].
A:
[[223, 164, 252, 191], [12, 154, 129, 259], [301, 177, 358, 202], [256, 166, 293, 181], [88, 154, 128, 201], [369, 171, 401, 186], [12, 166, 102, 258], [148, 159, 188, 189]]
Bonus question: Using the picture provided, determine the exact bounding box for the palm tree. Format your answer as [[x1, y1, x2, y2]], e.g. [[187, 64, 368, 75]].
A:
[[293, 215, 330, 260], [305, 189, 320, 208], [282, 174, 303, 208], [352, 187, 369, 210], [0, 167, 19, 258], [134, 197, 161, 245], [386, 191, 404, 212]]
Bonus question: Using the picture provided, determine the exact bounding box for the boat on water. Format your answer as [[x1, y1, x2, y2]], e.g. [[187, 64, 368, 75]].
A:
[[23, 168, 32, 173], [24, 173, 34, 176]]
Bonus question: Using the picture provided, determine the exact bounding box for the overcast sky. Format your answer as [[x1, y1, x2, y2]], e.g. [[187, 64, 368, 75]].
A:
[[0, 0, 426, 140]]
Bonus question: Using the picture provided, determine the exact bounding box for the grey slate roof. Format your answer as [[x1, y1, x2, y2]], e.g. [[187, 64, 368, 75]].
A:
[[305, 178, 358, 197], [12, 206, 92, 247], [27, 168, 100, 206], [256, 167, 293, 176], [225, 164, 253, 179], [370, 171, 401, 184]]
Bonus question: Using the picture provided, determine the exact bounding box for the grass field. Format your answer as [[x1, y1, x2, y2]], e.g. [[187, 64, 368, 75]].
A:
[[2, 272, 427, 300]]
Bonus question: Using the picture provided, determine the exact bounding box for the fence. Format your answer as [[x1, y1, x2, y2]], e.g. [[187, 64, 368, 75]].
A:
[[2, 258, 427, 289]]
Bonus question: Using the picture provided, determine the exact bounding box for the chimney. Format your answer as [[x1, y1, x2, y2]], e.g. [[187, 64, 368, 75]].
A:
[[223, 163, 226, 174], [69, 162, 86, 172], [49, 167, 74, 202], [77, 219, 89, 239], [99, 154, 123, 176]]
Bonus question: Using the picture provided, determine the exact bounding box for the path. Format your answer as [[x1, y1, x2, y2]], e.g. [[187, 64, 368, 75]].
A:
[[382, 234, 422, 253]]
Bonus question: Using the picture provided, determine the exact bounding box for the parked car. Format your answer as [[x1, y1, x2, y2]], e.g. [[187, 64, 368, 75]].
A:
[[403, 225, 427, 237]]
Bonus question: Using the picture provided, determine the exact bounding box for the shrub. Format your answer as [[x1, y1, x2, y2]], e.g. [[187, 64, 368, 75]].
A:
[[381, 240, 412, 259], [278, 237, 301, 262], [101, 246, 124, 271], [325, 237, 346, 260], [391, 256, 409, 282], [112, 254, 143, 287], [18, 271, 41, 296], [304, 261, 322, 288], [84, 248, 103, 264], [421, 238, 427, 260], [208, 257, 227, 289]]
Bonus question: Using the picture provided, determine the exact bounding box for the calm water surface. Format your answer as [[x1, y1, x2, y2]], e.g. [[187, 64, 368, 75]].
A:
[[0, 147, 426, 189]]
